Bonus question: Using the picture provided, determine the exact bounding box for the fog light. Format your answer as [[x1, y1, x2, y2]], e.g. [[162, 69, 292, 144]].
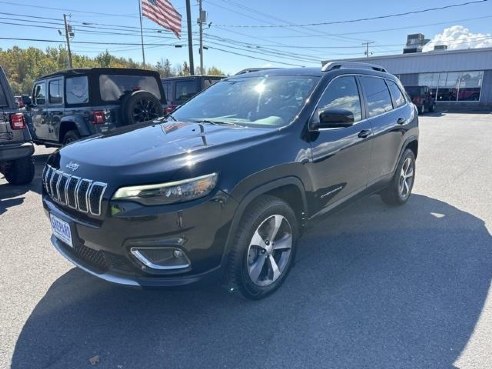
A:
[[130, 247, 190, 270]]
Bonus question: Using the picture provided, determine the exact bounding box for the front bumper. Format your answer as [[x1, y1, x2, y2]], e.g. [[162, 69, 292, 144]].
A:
[[51, 236, 222, 287], [0, 142, 34, 162], [43, 190, 236, 288]]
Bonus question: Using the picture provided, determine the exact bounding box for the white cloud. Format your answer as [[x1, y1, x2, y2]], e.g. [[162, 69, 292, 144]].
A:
[[423, 25, 492, 52]]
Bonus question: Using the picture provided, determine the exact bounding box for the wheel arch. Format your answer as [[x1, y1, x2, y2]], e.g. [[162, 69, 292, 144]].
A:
[[58, 116, 90, 143], [220, 177, 308, 268]]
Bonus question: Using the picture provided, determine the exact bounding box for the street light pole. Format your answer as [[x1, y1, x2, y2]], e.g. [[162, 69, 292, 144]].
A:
[[63, 14, 73, 68]]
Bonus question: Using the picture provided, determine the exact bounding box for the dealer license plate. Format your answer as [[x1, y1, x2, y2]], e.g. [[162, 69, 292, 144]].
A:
[[50, 213, 73, 248]]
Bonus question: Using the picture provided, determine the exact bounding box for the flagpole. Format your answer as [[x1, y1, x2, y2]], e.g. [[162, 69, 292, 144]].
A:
[[138, 0, 146, 66]]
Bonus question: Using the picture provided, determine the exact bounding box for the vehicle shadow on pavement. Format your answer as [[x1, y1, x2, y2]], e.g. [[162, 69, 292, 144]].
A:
[[0, 154, 48, 214], [11, 194, 492, 369]]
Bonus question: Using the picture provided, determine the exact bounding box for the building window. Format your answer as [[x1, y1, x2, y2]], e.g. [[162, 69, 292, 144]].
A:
[[418, 71, 483, 102]]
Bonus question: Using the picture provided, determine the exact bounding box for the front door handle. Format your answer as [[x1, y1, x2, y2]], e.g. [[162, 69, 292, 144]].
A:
[[397, 118, 405, 125], [358, 129, 372, 138]]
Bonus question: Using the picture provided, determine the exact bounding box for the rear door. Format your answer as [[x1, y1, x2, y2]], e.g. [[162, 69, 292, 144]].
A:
[[31, 81, 49, 141], [359, 76, 407, 183]]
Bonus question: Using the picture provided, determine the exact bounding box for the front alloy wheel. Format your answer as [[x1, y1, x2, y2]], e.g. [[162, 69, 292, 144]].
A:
[[247, 214, 293, 287], [226, 195, 298, 299]]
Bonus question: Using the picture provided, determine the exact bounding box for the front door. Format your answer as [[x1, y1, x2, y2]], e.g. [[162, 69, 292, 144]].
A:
[[307, 75, 373, 212]]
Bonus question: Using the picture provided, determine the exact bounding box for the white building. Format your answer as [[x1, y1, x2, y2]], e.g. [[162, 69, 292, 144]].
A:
[[324, 47, 492, 111]]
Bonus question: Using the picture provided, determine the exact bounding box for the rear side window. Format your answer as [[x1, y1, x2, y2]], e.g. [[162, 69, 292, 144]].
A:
[[175, 80, 199, 103], [66, 76, 89, 105], [162, 81, 171, 102], [0, 84, 7, 106], [49, 79, 63, 104], [386, 80, 406, 108], [315, 76, 362, 122], [33, 82, 46, 105], [360, 76, 393, 117], [99, 74, 161, 102]]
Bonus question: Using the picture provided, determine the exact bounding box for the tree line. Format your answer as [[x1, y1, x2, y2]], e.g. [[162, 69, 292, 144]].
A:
[[0, 46, 225, 94]]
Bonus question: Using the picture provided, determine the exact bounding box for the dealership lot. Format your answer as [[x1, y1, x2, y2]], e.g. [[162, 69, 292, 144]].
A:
[[1, 113, 491, 368]]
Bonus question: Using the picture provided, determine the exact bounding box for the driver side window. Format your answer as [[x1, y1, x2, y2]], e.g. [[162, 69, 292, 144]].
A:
[[314, 76, 362, 123], [33, 82, 46, 105]]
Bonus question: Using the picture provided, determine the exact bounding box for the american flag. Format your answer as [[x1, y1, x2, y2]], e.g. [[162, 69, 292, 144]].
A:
[[141, 0, 182, 38]]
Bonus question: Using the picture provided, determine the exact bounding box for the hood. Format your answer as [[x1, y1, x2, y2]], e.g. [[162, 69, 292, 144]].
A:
[[50, 121, 274, 184]]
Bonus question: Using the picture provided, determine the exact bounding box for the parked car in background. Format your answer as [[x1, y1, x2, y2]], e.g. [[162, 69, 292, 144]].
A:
[[28, 68, 166, 147], [14, 95, 32, 110], [161, 75, 224, 114], [42, 62, 418, 299], [0, 67, 34, 185], [404, 85, 436, 114]]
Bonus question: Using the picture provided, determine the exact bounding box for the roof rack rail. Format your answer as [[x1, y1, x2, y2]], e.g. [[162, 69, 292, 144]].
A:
[[322, 62, 387, 73]]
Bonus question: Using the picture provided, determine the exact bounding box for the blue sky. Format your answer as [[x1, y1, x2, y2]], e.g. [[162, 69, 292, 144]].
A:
[[0, 0, 491, 74]]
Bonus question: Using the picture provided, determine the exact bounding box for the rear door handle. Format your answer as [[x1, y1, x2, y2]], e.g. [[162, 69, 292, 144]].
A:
[[358, 129, 372, 139], [397, 118, 405, 125]]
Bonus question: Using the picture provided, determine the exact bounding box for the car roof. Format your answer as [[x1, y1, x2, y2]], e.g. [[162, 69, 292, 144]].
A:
[[227, 66, 396, 80], [161, 75, 225, 81], [36, 68, 160, 81]]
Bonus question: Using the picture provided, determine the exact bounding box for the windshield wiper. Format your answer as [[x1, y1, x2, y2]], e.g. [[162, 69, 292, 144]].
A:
[[191, 119, 240, 127]]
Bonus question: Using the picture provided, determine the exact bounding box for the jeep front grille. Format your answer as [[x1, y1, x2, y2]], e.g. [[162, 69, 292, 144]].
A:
[[43, 165, 107, 216]]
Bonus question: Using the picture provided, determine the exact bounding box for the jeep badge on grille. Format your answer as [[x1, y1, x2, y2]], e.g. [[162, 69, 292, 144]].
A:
[[66, 161, 80, 172]]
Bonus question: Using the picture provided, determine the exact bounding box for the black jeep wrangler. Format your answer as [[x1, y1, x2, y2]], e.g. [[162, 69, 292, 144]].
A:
[[43, 62, 419, 299], [0, 66, 35, 185], [29, 68, 166, 147]]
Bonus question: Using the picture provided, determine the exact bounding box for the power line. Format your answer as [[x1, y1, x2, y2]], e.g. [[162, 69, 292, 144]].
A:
[[215, 1, 489, 28]]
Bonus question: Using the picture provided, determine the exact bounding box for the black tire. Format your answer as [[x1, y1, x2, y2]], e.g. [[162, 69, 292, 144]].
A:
[[63, 130, 80, 146], [429, 103, 435, 113], [121, 90, 163, 125], [225, 195, 299, 300], [418, 104, 425, 115], [380, 149, 416, 206], [3, 156, 35, 185]]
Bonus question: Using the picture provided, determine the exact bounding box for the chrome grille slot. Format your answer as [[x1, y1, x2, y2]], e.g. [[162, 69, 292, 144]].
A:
[[44, 165, 107, 216], [76, 179, 91, 213], [51, 171, 61, 201], [57, 174, 69, 205], [89, 183, 107, 216], [67, 177, 79, 209]]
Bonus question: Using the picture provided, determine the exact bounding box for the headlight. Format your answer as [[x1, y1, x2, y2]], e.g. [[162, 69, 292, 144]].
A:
[[112, 173, 218, 205]]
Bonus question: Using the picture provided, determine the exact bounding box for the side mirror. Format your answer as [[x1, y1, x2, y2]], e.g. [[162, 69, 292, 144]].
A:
[[311, 108, 354, 130]]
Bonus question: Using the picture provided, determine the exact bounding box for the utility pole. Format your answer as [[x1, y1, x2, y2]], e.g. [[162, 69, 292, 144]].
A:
[[63, 14, 73, 68], [198, 0, 206, 75], [362, 41, 374, 58], [185, 0, 195, 75]]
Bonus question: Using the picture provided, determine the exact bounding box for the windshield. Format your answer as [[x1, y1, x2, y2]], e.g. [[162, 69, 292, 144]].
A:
[[172, 75, 319, 128]]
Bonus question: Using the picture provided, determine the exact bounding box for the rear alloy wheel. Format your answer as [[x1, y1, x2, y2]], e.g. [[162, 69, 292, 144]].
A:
[[381, 149, 416, 206], [226, 195, 298, 299], [3, 156, 35, 185]]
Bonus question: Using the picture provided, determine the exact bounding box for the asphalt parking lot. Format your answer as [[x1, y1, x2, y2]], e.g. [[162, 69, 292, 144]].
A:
[[1, 113, 491, 369]]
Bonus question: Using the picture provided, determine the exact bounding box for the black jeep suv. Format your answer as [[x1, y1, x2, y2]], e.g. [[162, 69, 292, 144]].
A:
[[29, 68, 166, 147], [0, 66, 35, 185], [42, 62, 419, 299]]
